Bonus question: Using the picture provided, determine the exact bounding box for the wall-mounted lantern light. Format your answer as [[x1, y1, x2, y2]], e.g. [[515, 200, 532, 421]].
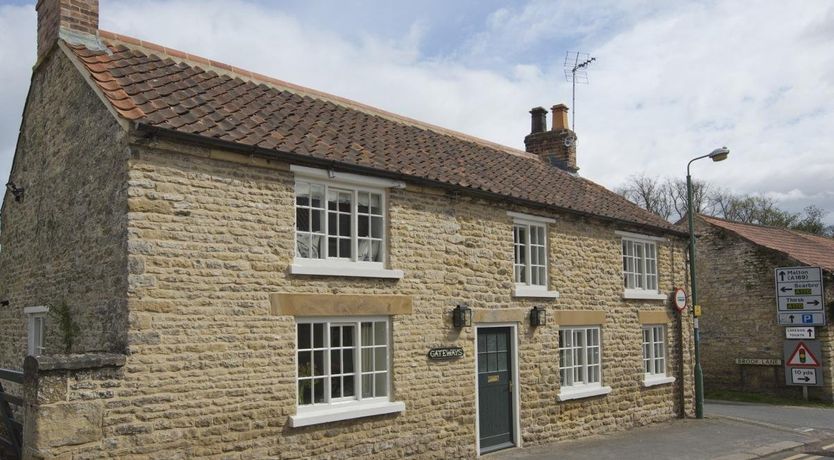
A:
[[453, 304, 472, 329], [530, 306, 546, 327]]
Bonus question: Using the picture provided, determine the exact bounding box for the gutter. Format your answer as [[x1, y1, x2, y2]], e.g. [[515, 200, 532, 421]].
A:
[[132, 122, 689, 239]]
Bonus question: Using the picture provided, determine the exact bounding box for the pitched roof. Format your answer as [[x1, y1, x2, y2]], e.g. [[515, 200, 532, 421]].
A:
[[64, 31, 684, 235], [699, 214, 834, 272]]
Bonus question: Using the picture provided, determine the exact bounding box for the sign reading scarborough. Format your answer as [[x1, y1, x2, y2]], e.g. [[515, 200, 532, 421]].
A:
[[775, 267, 826, 326]]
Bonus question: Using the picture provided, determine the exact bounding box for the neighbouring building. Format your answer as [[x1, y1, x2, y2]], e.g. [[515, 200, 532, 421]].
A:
[[696, 214, 834, 402], [0, 1, 695, 458]]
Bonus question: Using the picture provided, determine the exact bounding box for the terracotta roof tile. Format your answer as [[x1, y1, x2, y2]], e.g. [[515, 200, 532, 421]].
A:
[[66, 35, 684, 234], [699, 215, 834, 271]]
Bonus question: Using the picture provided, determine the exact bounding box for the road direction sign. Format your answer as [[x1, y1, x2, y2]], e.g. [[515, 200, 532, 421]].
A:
[[791, 368, 818, 385], [785, 327, 815, 340], [779, 312, 825, 325], [775, 267, 826, 326], [784, 340, 824, 387]]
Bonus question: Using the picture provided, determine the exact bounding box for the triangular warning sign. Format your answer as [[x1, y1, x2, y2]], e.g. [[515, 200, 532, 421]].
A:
[[786, 341, 820, 367]]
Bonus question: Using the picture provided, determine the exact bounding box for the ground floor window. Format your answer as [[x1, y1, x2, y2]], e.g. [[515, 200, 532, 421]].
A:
[[641, 324, 674, 386], [296, 317, 390, 409], [557, 325, 612, 400]]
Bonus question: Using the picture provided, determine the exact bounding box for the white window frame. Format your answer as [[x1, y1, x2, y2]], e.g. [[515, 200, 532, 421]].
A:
[[557, 326, 612, 401], [508, 212, 559, 298], [617, 231, 666, 300], [642, 324, 676, 387], [24, 306, 48, 356], [291, 316, 405, 427], [290, 166, 404, 279]]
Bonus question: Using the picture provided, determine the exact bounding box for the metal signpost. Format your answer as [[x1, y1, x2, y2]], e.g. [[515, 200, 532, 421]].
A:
[[775, 267, 825, 326], [776, 266, 826, 400]]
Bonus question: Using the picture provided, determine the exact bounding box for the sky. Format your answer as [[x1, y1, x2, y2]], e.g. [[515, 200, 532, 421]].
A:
[[1, 0, 833, 223]]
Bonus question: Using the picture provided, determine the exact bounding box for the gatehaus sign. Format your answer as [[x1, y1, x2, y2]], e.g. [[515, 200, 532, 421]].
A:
[[428, 347, 464, 360]]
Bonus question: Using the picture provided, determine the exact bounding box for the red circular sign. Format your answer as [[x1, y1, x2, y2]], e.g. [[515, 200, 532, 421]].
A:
[[673, 288, 687, 312]]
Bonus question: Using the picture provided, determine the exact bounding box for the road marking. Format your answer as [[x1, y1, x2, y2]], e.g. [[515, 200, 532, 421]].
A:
[[822, 442, 834, 450]]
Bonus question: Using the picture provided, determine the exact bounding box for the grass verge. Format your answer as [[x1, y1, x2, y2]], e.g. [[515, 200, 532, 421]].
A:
[[706, 388, 833, 408]]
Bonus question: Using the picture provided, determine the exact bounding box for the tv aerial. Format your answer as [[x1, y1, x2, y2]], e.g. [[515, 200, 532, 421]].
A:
[[564, 51, 596, 133]]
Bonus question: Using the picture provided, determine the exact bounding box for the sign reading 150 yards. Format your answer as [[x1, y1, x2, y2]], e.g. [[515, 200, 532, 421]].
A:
[[775, 266, 826, 326]]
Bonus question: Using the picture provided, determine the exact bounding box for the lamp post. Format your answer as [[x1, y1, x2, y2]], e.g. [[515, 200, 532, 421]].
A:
[[687, 146, 729, 419]]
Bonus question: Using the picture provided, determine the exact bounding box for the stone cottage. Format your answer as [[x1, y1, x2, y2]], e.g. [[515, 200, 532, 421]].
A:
[[0, 1, 695, 458], [696, 215, 833, 401]]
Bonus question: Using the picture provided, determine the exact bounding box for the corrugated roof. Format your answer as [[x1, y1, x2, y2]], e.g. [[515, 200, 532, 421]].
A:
[[700, 214, 834, 272], [63, 32, 684, 235]]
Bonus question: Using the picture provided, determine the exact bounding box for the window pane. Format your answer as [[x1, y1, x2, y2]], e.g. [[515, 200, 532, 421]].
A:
[[313, 324, 324, 348], [497, 352, 507, 371], [362, 322, 373, 344], [313, 378, 325, 403], [295, 182, 310, 206], [331, 327, 341, 347], [299, 380, 312, 405], [296, 233, 310, 258], [298, 351, 311, 377], [371, 216, 383, 238], [343, 350, 354, 373], [358, 215, 370, 237], [311, 184, 324, 208], [313, 351, 324, 376], [343, 327, 354, 346], [362, 374, 373, 398], [358, 240, 371, 261], [374, 321, 387, 345], [339, 238, 351, 258], [332, 377, 342, 398], [328, 214, 337, 235], [358, 192, 370, 214], [374, 348, 387, 371], [371, 241, 381, 262], [362, 348, 372, 371], [375, 373, 387, 397], [296, 208, 309, 231], [331, 350, 342, 374], [328, 237, 338, 257], [298, 324, 311, 349], [310, 234, 323, 259], [344, 375, 355, 397], [370, 194, 382, 215]]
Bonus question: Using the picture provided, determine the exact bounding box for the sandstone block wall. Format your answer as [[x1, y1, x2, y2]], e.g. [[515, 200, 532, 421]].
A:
[[696, 218, 834, 401], [0, 49, 129, 370], [35, 139, 689, 459]]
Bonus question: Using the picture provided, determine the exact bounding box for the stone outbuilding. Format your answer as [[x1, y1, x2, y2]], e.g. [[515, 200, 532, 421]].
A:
[[696, 214, 834, 402], [0, 1, 695, 458]]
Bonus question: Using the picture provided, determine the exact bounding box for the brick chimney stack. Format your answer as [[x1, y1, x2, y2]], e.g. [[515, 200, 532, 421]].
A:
[[36, 0, 100, 62], [523, 103, 578, 174]]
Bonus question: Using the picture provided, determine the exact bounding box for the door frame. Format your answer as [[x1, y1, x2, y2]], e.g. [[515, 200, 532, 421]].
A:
[[473, 323, 521, 456]]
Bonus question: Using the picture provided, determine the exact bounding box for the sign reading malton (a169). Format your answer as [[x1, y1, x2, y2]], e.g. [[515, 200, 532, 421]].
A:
[[775, 267, 826, 326]]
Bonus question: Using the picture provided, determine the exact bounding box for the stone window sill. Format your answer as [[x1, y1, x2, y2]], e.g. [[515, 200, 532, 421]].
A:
[[642, 376, 676, 387], [290, 400, 405, 427], [290, 262, 404, 279], [557, 385, 612, 401], [512, 285, 560, 299], [623, 290, 667, 301]]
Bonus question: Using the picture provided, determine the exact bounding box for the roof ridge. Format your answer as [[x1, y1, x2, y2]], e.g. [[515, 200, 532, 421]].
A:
[[97, 30, 539, 161], [700, 213, 793, 232]]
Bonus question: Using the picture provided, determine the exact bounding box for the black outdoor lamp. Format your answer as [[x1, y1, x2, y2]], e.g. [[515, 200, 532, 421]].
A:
[[453, 304, 472, 328], [530, 306, 546, 327]]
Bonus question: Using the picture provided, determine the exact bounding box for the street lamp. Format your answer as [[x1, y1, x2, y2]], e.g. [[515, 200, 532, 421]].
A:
[[687, 146, 729, 419]]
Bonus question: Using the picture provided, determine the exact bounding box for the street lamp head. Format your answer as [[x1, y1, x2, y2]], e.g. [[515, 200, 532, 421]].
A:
[[708, 147, 730, 162]]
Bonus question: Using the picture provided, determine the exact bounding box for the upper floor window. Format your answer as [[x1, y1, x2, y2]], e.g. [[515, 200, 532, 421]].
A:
[[618, 231, 666, 300], [508, 212, 559, 298], [25, 306, 48, 356], [290, 166, 405, 279]]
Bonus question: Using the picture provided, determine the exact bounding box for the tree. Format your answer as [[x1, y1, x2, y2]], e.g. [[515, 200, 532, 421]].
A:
[[616, 174, 833, 238]]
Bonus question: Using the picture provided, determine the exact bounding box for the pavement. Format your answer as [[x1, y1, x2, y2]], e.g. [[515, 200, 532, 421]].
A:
[[489, 400, 834, 460]]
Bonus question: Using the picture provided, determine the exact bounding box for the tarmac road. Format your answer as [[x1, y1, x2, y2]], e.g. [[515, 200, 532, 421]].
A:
[[488, 400, 834, 460]]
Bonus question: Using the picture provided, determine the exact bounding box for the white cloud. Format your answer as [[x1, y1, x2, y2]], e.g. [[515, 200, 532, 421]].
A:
[[1, 0, 833, 225]]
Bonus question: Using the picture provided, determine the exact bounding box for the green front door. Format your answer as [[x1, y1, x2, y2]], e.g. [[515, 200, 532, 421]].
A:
[[477, 327, 514, 453]]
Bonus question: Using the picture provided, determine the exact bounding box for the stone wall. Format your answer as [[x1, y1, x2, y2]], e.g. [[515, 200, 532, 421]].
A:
[[26, 137, 689, 459], [696, 218, 834, 401], [0, 48, 129, 370]]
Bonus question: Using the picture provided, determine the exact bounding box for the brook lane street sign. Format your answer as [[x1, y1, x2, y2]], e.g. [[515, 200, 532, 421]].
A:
[[783, 340, 823, 387], [785, 327, 815, 340], [775, 267, 826, 326]]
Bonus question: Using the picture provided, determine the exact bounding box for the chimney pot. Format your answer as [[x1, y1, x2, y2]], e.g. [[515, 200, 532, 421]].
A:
[[551, 104, 569, 131], [529, 107, 547, 134]]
